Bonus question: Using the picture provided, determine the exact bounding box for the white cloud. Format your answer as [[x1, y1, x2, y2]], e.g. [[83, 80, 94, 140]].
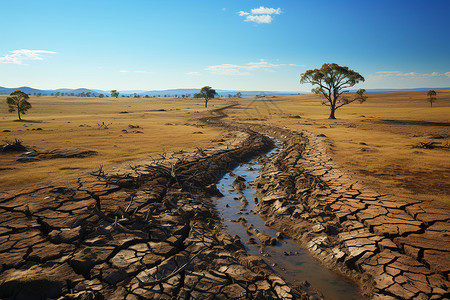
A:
[[238, 6, 281, 24], [246, 15, 272, 24], [246, 60, 279, 71], [376, 71, 401, 74], [206, 64, 250, 76], [206, 59, 297, 75], [370, 70, 450, 80], [187, 71, 200, 76], [120, 70, 152, 74], [0, 49, 56, 65], [251, 6, 282, 15]]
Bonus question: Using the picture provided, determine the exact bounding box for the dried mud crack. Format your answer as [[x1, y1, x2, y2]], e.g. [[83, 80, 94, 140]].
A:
[[0, 128, 316, 299], [1, 104, 449, 300], [241, 123, 450, 300]]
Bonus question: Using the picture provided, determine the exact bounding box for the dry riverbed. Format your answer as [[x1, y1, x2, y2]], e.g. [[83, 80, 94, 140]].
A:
[[248, 124, 450, 299], [0, 130, 320, 299], [1, 105, 449, 299]]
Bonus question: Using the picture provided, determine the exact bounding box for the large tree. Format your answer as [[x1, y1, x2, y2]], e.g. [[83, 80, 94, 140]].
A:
[[300, 63, 367, 119], [198, 86, 217, 108], [110, 90, 119, 98], [427, 90, 436, 107], [6, 90, 32, 121]]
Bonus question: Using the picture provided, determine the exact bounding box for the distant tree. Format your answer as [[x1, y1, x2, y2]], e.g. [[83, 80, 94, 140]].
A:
[[6, 90, 32, 121], [198, 86, 217, 108], [300, 63, 366, 119], [86, 92, 91, 97], [110, 90, 119, 98], [99, 93, 105, 98], [55, 92, 60, 97], [427, 90, 437, 107], [235, 92, 242, 98]]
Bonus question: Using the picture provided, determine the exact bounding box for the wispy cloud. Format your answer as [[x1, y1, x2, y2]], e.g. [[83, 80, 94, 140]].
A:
[[119, 70, 152, 74], [187, 71, 200, 76], [238, 6, 282, 24], [371, 70, 450, 80], [251, 6, 282, 15], [246, 15, 273, 24], [0, 49, 56, 65], [206, 59, 296, 76]]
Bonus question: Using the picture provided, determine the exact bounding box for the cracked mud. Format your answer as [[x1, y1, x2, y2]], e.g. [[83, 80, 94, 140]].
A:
[[1, 105, 449, 299], [248, 124, 450, 299], [0, 129, 316, 299]]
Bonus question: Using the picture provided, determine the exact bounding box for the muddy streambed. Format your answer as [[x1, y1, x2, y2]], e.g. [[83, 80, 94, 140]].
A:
[[214, 140, 362, 300]]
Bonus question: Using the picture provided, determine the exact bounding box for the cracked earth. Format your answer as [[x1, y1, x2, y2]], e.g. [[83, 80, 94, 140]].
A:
[[249, 124, 449, 299], [0, 129, 317, 299], [0, 106, 449, 299]]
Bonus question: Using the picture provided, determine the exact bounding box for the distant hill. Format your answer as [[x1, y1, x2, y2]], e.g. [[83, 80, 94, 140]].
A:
[[353, 87, 450, 93], [0, 86, 449, 97], [0, 86, 302, 97]]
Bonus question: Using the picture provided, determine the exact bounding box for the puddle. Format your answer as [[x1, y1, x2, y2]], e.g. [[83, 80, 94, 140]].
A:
[[214, 140, 362, 300]]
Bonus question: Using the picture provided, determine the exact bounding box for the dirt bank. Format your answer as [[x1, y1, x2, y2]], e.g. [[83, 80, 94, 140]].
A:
[[0, 129, 324, 299], [244, 123, 450, 299]]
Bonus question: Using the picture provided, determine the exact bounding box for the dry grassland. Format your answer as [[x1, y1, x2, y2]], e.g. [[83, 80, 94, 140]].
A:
[[225, 90, 450, 204], [0, 96, 226, 187], [1, 90, 449, 205]]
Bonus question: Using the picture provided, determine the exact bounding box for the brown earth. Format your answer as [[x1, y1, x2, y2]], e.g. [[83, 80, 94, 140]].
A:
[[245, 124, 450, 299], [1, 104, 449, 299], [0, 129, 319, 299]]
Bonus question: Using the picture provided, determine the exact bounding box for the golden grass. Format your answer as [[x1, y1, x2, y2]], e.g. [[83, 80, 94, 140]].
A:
[[224, 90, 450, 204], [0, 96, 227, 187], [1, 90, 449, 204]]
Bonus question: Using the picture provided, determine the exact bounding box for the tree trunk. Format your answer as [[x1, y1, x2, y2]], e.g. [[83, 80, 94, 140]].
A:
[[328, 107, 336, 119], [205, 98, 208, 108], [17, 109, 21, 121]]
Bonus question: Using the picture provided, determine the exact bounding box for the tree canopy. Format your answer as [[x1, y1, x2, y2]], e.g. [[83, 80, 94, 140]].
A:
[[6, 90, 32, 121], [427, 90, 437, 107], [199, 86, 217, 108], [300, 63, 366, 119], [110, 90, 119, 98]]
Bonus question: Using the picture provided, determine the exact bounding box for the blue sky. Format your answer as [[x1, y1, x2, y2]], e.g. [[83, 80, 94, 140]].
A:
[[1, 0, 449, 92]]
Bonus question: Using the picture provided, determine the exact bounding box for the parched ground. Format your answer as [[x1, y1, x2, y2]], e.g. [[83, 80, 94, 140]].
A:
[[247, 124, 450, 299], [1, 93, 449, 299], [0, 130, 317, 300]]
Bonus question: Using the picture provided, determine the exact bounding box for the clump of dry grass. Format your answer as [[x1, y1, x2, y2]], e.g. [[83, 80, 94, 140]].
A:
[[226, 90, 450, 204]]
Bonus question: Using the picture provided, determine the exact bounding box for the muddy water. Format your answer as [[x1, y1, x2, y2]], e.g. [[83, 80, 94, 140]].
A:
[[214, 142, 362, 300]]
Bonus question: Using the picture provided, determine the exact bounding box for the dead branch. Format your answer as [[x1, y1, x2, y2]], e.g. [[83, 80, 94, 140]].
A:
[[140, 246, 210, 287]]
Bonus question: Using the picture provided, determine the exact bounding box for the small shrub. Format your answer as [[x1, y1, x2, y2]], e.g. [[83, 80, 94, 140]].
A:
[[1, 139, 27, 152]]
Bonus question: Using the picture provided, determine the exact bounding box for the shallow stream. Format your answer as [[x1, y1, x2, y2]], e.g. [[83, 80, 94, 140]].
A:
[[213, 140, 362, 300]]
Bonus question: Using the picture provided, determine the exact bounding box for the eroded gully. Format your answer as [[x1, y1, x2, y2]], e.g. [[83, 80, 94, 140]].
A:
[[213, 138, 362, 300]]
